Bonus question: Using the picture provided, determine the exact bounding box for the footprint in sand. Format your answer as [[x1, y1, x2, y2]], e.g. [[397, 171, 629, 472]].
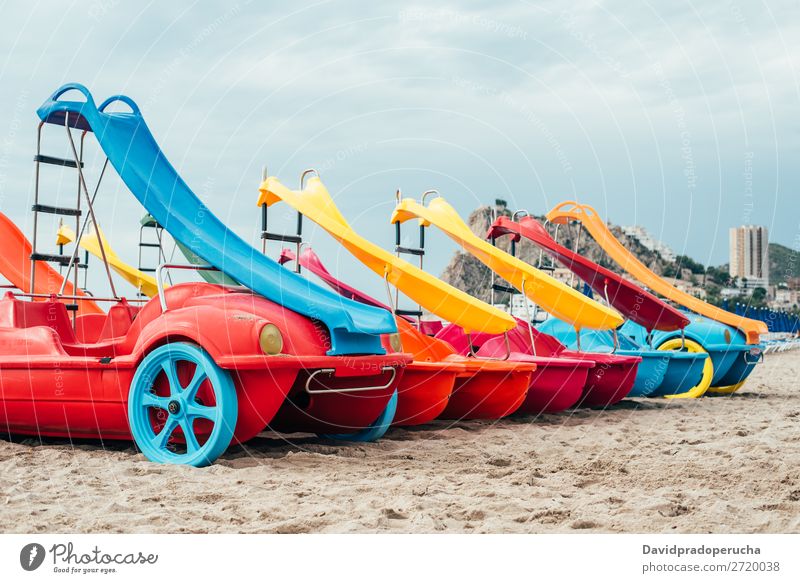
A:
[[382, 508, 408, 520], [570, 519, 600, 529]]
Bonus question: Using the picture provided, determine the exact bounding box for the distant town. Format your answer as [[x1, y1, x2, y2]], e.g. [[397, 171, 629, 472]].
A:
[[441, 202, 800, 318], [616, 223, 797, 313], [545, 223, 796, 314]]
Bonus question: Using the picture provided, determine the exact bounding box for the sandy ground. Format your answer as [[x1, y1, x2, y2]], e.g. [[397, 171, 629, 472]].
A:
[[1, 351, 798, 534]]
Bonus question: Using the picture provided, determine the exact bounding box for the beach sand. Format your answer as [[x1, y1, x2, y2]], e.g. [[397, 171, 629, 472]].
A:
[[1, 351, 798, 534]]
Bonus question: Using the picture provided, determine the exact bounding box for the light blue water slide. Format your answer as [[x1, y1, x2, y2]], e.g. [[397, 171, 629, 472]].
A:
[[36, 83, 395, 355]]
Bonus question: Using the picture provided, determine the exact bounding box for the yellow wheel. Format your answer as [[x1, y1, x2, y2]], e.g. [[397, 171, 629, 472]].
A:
[[656, 338, 714, 399], [707, 380, 746, 394]]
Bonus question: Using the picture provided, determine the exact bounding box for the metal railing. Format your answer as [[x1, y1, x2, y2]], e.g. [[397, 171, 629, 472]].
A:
[[304, 366, 397, 394], [155, 263, 224, 312]]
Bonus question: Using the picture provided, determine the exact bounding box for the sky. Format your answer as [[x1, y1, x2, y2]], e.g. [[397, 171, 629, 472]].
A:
[[0, 0, 797, 300]]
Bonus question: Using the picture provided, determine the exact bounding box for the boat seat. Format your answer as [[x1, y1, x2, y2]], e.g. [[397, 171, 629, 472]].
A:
[[74, 313, 108, 343], [0, 293, 78, 344], [96, 302, 139, 341], [0, 293, 146, 358]]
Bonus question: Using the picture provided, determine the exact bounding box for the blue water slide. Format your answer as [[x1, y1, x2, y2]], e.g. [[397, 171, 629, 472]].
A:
[[36, 83, 395, 355]]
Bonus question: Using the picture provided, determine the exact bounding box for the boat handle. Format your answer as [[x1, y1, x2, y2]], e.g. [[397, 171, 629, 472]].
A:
[[300, 168, 319, 189], [157, 262, 224, 312], [305, 366, 397, 394], [421, 189, 439, 204], [467, 331, 511, 361]]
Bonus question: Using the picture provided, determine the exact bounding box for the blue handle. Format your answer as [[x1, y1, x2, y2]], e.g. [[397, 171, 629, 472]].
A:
[[98, 95, 141, 116], [46, 83, 96, 108]]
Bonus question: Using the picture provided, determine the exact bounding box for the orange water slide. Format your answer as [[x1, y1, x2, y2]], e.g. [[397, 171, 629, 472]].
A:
[[0, 211, 102, 315], [545, 201, 767, 344]]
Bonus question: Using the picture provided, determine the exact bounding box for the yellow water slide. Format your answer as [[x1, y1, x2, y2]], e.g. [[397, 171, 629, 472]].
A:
[[391, 196, 624, 332], [56, 223, 161, 298], [545, 201, 766, 344], [257, 175, 515, 335]]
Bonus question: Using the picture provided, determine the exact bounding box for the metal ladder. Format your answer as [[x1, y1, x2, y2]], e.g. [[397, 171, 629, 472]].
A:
[[30, 123, 86, 312], [259, 167, 305, 273], [487, 207, 515, 308], [137, 214, 166, 273], [391, 189, 431, 326], [137, 213, 172, 293], [487, 208, 539, 354], [30, 115, 118, 314], [397, 190, 510, 358]]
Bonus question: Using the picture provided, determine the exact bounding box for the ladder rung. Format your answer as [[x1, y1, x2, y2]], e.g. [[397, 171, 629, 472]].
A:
[[139, 243, 161, 248], [33, 154, 84, 169], [539, 265, 555, 271], [492, 283, 516, 294], [395, 308, 423, 317], [139, 267, 157, 273], [30, 253, 78, 266], [31, 203, 82, 217], [65, 304, 79, 312], [395, 245, 424, 256], [261, 232, 302, 244]]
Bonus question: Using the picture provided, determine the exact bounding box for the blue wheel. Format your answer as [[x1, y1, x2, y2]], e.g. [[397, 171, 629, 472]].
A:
[[128, 342, 237, 467], [320, 389, 398, 442]]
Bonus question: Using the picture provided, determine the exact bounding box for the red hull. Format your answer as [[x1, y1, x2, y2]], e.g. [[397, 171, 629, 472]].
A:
[[521, 357, 591, 413], [268, 365, 405, 434], [392, 364, 458, 426], [441, 366, 530, 420], [437, 320, 639, 410], [0, 284, 412, 444], [437, 324, 583, 414], [563, 351, 639, 408]]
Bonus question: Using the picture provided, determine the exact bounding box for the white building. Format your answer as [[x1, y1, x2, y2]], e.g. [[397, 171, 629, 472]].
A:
[[662, 277, 707, 300], [504, 294, 547, 322], [720, 287, 742, 299], [621, 225, 676, 262], [729, 225, 769, 287], [772, 288, 798, 309]]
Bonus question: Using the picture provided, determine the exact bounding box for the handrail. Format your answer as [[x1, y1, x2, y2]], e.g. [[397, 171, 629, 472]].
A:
[[421, 189, 439, 205], [467, 331, 512, 361], [156, 263, 222, 312], [304, 366, 397, 394], [10, 292, 147, 303], [300, 168, 319, 189]]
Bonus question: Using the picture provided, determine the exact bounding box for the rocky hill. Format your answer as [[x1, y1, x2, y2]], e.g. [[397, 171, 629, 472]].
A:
[[439, 206, 675, 303], [769, 242, 800, 285]]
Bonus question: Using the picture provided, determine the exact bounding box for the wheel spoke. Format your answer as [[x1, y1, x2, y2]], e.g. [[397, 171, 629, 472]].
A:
[[179, 418, 201, 454], [186, 402, 217, 421], [151, 416, 178, 450], [161, 358, 182, 397], [183, 366, 208, 402], [141, 392, 170, 410]]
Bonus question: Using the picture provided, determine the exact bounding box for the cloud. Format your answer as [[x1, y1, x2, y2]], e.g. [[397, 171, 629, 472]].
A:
[[0, 0, 797, 299]]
